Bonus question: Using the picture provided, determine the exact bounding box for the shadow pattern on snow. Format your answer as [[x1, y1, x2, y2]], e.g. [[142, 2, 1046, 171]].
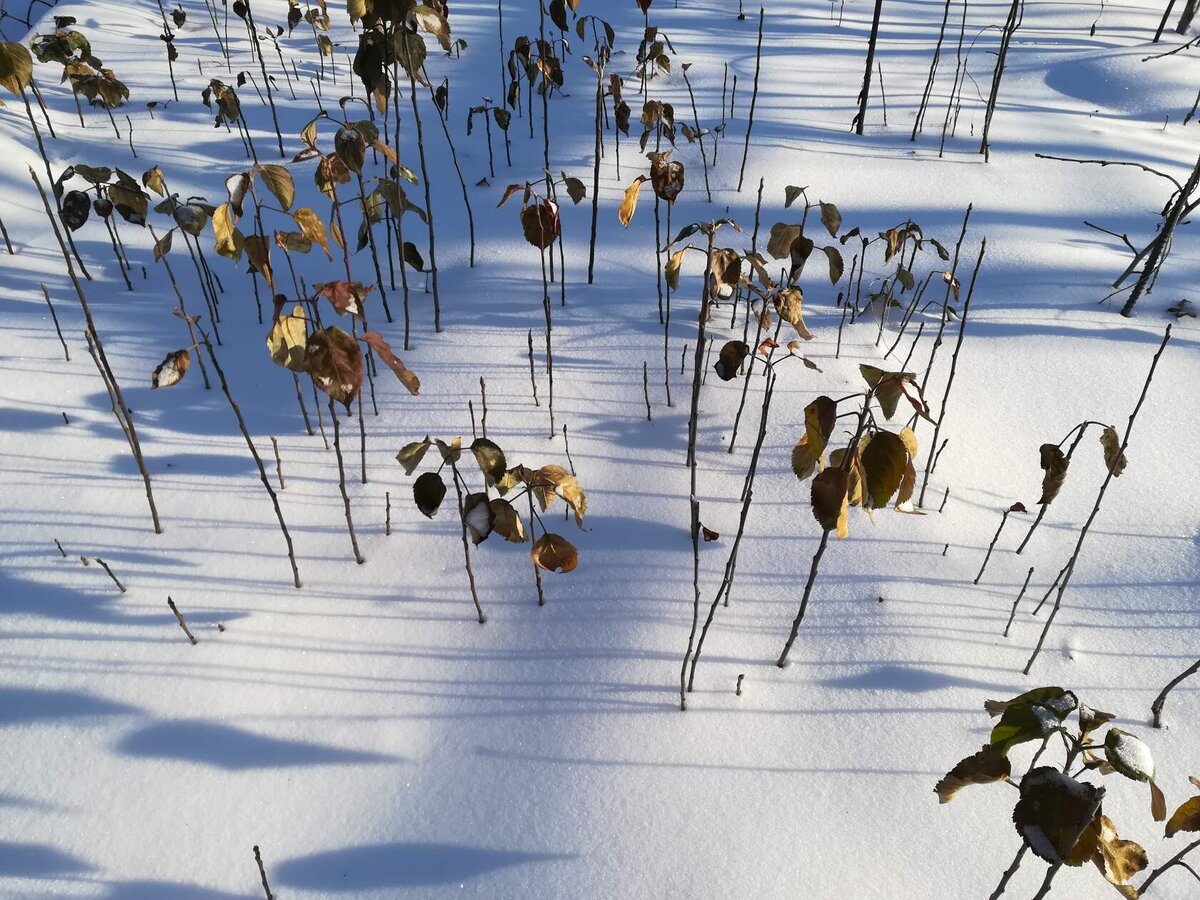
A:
[[273, 841, 572, 891], [114, 720, 398, 771]]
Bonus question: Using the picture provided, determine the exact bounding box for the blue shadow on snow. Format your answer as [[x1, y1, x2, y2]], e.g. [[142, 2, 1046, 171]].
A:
[[115, 720, 397, 771], [274, 842, 571, 891]]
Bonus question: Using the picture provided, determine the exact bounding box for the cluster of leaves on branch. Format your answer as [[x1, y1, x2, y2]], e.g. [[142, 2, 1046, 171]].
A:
[[792, 366, 932, 538], [397, 436, 588, 573], [938, 687, 1200, 897]]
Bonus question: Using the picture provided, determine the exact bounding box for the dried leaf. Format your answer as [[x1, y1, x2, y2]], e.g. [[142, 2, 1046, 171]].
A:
[[256, 163, 295, 211], [520, 199, 560, 249], [396, 437, 431, 475], [791, 434, 821, 482], [305, 326, 363, 407], [861, 430, 908, 509], [1099, 425, 1126, 477], [267, 304, 308, 372], [0, 41, 34, 95], [1038, 444, 1069, 506], [436, 438, 463, 464], [819, 201, 841, 238], [151, 349, 190, 388], [618, 176, 646, 227], [489, 498, 526, 543], [935, 745, 1011, 803], [318, 280, 371, 318], [531, 532, 579, 573], [804, 396, 837, 459], [1166, 795, 1200, 838], [293, 207, 332, 259], [362, 331, 419, 396], [713, 341, 749, 381]]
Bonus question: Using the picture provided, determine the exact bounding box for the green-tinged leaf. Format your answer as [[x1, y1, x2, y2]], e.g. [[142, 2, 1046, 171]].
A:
[[1103, 729, 1155, 783], [396, 437, 431, 475], [470, 438, 507, 486]]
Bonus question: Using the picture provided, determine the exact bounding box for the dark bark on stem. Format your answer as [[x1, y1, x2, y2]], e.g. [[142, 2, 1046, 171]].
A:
[[913, 0, 953, 139], [974, 503, 1010, 584], [168, 596, 198, 644], [1151, 657, 1200, 727], [979, 0, 1022, 162], [95, 558, 125, 593], [328, 399, 364, 565], [736, 7, 765, 191], [680, 228, 717, 711], [40, 283, 70, 360], [33, 168, 159, 531], [852, 0, 885, 135], [450, 463, 486, 622], [253, 845, 274, 900], [403, 58, 442, 332], [918, 236, 985, 507], [1139, 837, 1200, 894], [689, 368, 776, 690], [1003, 566, 1034, 637], [202, 331, 301, 586]]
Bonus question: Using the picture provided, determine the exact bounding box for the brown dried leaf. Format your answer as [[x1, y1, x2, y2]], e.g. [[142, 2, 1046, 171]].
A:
[[151, 349, 190, 388], [935, 745, 1011, 803], [362, 330, 419, 396], [531, 532, 579, 573]]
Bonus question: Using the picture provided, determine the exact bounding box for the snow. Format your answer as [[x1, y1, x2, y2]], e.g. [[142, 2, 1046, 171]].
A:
[[1, 0, 1198, 897]]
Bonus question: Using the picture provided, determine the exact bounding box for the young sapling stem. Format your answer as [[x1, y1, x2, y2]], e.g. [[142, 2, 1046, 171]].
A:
[[168, 596, 197, 645], [95, 558, 125, 593]]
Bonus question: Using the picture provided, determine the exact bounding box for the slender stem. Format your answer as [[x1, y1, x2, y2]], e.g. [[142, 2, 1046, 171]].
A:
[[918, 237, 985, 507], [450, 463, 485, 623], [328, 399, 364, 565], [680, 228, 717, 711], [988, 843, 1028, 900], [1140, 837, 1200, 894], [1003, 567, 1034, 637], [1024, 325, 1172, 673], [1151, 657, 1200, 727], [168, 596, 198, 644], [736, 7, 764, 191]]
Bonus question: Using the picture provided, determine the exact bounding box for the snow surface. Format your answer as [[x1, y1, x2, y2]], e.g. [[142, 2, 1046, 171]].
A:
[[1, 0, 1198, 897]]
